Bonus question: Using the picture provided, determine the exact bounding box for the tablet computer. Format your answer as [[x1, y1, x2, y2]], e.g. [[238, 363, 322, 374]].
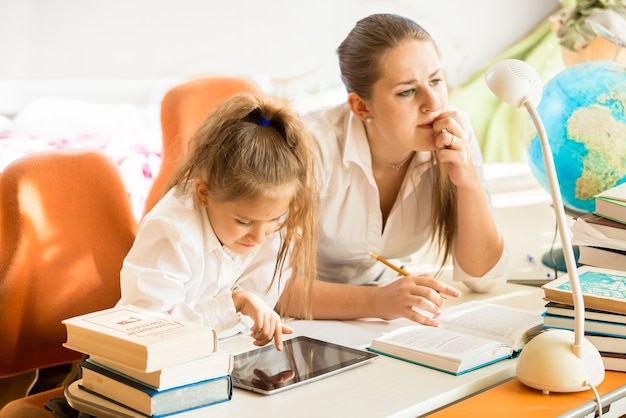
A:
[[232, 335, 378, 395]]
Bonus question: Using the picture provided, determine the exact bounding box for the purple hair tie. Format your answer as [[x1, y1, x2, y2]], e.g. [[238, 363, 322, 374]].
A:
[[256, 116, 271, 126]]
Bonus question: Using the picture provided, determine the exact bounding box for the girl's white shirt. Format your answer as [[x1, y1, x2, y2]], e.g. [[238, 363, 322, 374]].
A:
[[118, 183, 290, 336], [304, 103, 508, 292]]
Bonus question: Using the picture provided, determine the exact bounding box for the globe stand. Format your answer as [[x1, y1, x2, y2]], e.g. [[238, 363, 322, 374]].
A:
[[541, 245, 580, 273]]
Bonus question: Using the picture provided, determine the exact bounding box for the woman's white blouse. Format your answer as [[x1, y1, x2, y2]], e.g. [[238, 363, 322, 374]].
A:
[[304, 103, 508, 291], [118, 184, 289, 334]]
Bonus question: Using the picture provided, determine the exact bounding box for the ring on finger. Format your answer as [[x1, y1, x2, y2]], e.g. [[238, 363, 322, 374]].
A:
[[446, 134, 456, 147]]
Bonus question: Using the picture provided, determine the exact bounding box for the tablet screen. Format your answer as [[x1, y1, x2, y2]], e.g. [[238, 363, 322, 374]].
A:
[[232, 336, 378, 395]]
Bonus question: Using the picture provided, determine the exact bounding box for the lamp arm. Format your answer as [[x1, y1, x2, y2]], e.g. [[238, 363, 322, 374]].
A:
[[525, 101, 585, 355]]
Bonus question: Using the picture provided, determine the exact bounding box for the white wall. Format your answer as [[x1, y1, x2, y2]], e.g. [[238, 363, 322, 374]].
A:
[[0, 0, 560, 112]]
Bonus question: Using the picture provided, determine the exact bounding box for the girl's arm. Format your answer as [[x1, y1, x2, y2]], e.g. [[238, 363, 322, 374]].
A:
[[119, 217, 242, 331]]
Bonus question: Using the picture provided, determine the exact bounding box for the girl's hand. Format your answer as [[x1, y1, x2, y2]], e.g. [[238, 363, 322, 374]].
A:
[[232, 291, 293, 350], [372, 275, 461, 326]]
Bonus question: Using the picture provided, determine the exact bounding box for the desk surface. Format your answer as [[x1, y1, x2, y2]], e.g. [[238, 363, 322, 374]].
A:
[[66, 281, 549, 418]]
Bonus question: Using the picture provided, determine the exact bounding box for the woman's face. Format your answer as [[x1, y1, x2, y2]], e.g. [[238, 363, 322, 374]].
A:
[[365, 39, 449, 153]]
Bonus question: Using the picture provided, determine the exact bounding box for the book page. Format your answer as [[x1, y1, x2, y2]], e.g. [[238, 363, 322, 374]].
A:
[[437, 301, 542, 350], [598, 182, 626, 202], [571, 217, 626, 250], [379, 326, 506, 359], [370, 325, 514, 374]]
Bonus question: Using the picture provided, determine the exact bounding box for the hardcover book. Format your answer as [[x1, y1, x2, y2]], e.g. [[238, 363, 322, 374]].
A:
[[79, 360, 232, 417], [595, 182, 626, 225], [541, 266, 626, 315], [599, 352, 626, 372], [367, 301, 543, 375], [87, 349, 233, 390], [586, 334, 626, 354], [63, 305, 218, 372], [542, 313, 626, 338], [544, 302, 626, 325], [577, 245, 626, 271]]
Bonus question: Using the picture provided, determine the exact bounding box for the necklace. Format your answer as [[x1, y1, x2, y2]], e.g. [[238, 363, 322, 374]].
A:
[[371, 152, 415, 171]]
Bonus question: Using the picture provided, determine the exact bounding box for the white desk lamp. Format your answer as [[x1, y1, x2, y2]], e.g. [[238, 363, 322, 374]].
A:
[[484, 59, 605, 393]]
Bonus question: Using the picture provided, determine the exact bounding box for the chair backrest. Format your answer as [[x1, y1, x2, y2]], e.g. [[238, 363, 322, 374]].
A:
[[0, 149, 138, 377], [142, 76, 260, 216]]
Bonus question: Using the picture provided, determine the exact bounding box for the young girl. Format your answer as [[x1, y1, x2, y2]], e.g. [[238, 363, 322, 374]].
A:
[[118, 92, 318, 350], [278, 14, 508, 325]]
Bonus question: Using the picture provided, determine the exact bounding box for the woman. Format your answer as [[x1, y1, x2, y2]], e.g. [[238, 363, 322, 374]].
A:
[[278, 13, 508, 326]]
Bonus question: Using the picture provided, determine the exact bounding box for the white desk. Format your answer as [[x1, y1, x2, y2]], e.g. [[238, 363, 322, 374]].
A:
[[66, 281, 547, 418]]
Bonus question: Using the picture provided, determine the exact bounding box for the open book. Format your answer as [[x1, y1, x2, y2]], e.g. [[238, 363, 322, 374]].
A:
[[367, 301, 543, 375]]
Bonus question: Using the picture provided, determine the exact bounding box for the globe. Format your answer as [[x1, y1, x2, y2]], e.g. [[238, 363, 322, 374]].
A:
[[523, 60, 626, 213]]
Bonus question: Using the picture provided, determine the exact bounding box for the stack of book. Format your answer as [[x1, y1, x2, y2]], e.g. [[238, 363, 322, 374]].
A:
[[62, 305, 234, 417], [571, 182, 626, 270], [541, 265, 626, 372]]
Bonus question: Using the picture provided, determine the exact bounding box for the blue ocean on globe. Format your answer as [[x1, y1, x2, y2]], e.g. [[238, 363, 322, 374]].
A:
[[523, 60, 626, 213]]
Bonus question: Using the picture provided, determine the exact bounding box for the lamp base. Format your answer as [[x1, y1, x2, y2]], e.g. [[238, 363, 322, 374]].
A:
[[516, 329, 605, 394]]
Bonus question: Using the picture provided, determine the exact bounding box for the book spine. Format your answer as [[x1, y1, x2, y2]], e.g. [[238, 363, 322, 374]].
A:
[[77, 380, 233, 417], [80, 360, 159, 394], [542, 314, 626, 338], [87, 351, 234, 390]]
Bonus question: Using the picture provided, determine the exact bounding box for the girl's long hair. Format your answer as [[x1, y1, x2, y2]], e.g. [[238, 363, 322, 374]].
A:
[[168, 92, 318, 318]]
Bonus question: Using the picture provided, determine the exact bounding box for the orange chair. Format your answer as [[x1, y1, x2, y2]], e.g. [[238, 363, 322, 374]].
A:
[[0, 149, 137, 417], [143, 76, 260, 216]]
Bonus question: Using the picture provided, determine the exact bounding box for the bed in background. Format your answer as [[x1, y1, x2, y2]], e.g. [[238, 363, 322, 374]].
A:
[[0, 96, 164, 219]]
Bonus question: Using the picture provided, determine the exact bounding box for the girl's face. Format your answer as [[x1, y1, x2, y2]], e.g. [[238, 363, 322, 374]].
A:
[[196, 179, 292, 255], [202, 190, 291, 255], [364, 39, 448, 153]]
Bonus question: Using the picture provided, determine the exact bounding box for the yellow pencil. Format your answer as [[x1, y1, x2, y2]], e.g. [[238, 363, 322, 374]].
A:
[[370, 252, 409, 276], [370, 252, 446, 299]]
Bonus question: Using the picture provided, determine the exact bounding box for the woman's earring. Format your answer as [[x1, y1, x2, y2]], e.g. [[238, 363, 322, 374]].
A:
[[365, 117, 372, 124]]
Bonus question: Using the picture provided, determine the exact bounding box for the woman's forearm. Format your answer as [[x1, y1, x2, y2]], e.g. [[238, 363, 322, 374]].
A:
[[276, 279, 377, 320], [454, 182, 504, 277]]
